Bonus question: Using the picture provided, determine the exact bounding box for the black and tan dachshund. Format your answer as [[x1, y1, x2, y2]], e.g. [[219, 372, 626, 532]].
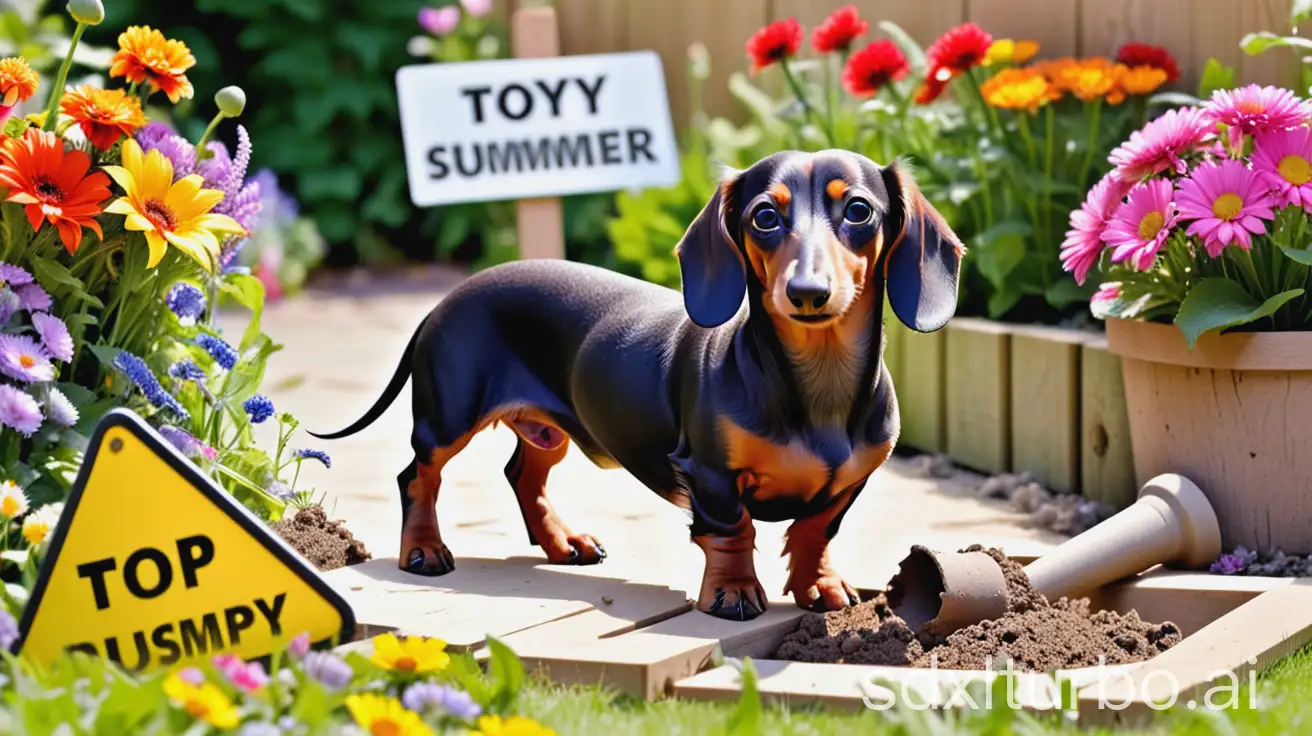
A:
[[311, 149, 963, 621]]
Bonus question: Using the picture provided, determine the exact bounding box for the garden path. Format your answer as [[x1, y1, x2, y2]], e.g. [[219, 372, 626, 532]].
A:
[[221, 266, 1066, 648]]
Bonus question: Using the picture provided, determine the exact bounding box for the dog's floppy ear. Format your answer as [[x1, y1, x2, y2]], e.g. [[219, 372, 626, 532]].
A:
[[880, 160, 964, 333], [675, 170, 746, 328]]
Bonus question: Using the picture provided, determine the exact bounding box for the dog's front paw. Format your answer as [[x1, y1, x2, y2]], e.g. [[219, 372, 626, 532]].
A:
[[698, 581, 768, 621], [785, 572, 859, 612], [400, 544, 456, 576], [542, 533, 607, 566]]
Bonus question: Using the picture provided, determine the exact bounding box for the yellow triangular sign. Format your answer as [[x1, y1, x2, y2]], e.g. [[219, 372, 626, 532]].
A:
[[13, 408, 355, 671]]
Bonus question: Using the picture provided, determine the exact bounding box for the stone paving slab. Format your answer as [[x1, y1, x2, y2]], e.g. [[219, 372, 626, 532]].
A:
[[222, 266, 1066, 651]]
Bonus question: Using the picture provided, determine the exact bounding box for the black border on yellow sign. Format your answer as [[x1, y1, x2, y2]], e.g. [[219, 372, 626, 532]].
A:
[[9, 407, 357, 658]]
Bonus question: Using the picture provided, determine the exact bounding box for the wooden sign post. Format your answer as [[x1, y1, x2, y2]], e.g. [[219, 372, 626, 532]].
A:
[[511, 5, 565, 260]]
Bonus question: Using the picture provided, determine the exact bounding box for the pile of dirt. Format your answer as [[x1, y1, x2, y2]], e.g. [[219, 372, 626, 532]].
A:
[[774, 546, 1182, 672], [271, 506, 371, 571]]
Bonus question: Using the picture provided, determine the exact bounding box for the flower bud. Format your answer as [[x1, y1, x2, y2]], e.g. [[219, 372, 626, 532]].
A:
[[67, 0, 104, 25], [215, 86, 246, 117]]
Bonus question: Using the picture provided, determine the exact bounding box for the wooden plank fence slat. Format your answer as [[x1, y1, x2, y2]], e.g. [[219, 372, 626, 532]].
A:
[[1239, 0, 1302, 87], [554, 0, 631, 57], [966, 0, 1079, 60], [771, 0, 968, 53], [945, 318, 1011, 474], [1008, 325, 1083, 494], [893, 322, 947, 453], [1079, 0, 1197, 86], [1080, 336, 1137, 510]]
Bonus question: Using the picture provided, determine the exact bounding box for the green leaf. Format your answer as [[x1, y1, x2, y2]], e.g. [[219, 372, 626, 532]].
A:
[[1197, 58, 1237, 100], [222, 334, 281, 404], [1045, 279, 1096, 309], [300, 169, 363, 201], [726, 657, 763, 736], [86, 344, 122, 367], [1240, 31, 1312, 55], [1295, 0, 1312, 23], [218, 273, 267, 351], [3, 116, 28, 138], [971, 220, 1030, 288], [1147, 91, 1201, 108], [54, 382, 95, 409], [484, 635, 525, 713], [1279, 245, 1312, 266], [1174, 279, 1304, 348]]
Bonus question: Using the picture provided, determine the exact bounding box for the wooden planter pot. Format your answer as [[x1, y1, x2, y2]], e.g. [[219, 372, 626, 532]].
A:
[[1107, 318, 1312, 554]]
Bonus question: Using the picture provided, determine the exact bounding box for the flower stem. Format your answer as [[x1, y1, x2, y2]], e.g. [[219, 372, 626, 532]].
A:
[[41, 22, 85, 132], [194, 113, 226, 160], [1078, 97, 1103, 192], [1042, 103, 1056, 250], [780, 59, 831, 147]]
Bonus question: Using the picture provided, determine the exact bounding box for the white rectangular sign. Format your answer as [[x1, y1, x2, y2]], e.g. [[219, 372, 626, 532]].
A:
[[396, 51, 681, 207]]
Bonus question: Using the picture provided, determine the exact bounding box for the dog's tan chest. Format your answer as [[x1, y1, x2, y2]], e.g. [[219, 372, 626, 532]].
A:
[[718, 418, 891, 504]]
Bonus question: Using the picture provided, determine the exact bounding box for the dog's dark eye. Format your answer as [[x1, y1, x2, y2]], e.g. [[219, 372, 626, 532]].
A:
[[844, 199, 873, 225], [752, 205, 781, 231]]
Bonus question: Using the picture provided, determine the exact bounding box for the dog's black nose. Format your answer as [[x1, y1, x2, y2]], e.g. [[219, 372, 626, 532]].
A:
[[786, 274, 831, 310]]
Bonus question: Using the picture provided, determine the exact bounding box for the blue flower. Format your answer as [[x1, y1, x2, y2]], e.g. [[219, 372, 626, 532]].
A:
[[402, 682, 482, 720], [113, 352, 189, 420], [166, 283, 207, 324], [168, 360, 207, 383], [243, 394, 274, 423], [196, 334, 238, 371], [301, 651, 351, 690], [293, 448, 331, 469]]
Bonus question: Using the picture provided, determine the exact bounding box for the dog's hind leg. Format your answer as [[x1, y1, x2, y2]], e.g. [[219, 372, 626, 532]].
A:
[[504, 430, 607, 565], [397, 420, 475, 576]]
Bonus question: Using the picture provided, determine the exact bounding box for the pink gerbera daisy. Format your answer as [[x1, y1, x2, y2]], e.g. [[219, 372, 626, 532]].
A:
[[1101, 179, 1180, 270], [1061, 174, 1133, 284], [0, 384, 41, 436], [1108, 107, 1216, 183], [1176, 159, 1276, 257], [1203, 84, 1308, 149], [1252, 126, 1312, 211], [31, 312, 73, 363], [0, 334, 53, 382]]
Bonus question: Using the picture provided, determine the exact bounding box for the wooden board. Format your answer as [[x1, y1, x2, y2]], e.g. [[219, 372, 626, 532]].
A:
[[322, 557, 692, 652], [966, 0, 1079, 60], [945, 318, 1011, 474], [894, 323, 947, 452], [1080, 336, 1136, 510], [1008, 325, 1084, 494], [511, 6, 565, 260]]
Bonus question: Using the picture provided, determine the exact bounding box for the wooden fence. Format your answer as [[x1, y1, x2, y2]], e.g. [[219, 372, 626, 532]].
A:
[[492, 0, 1307, 132]]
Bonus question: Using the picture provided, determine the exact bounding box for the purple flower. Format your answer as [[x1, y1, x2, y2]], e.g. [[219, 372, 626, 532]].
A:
[[0, 334, 55, 382], [158, 426, 216, 461], [254, 169, 298, 223], [419, 5, 461, 35], [301, 651, 352, 690], [243, 394, 274, 423], [0, 289, 20, 325], [177, 667, 205, 685], [287, 632, 311, 658], [0, 264, 33, 288], [1211, 552, 1248, 575], [16, 284, 51, 312], [460, 0, 492, 17], [166, 282, 207, 325], [31, 312, 73, 362], [137, 122, 196, 178], [293, 449, 331, 469], [402, 682, 482, 719], [44, 386, 78, 428], [196, 334, 238, 371], [167, 360, 207, 383], [0, 609, 17, 649], [0, 385, 42, 436], [266, 480, 295, 500]]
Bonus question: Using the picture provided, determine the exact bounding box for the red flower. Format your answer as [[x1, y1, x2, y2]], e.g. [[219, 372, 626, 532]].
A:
[[812, 5, 868, 54], [1116, 42, 1180, 83], [842, 40, 909, 96], [914, 71, 950, 104], [925, 22, 993, 75], [746, 18, 803, 73]]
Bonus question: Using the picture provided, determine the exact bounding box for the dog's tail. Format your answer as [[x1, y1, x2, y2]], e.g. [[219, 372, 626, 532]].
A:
[[308, 322, 422, 440]]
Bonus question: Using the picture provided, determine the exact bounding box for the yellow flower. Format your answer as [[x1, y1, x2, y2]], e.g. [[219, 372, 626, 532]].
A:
[[981, 68, 1059, 113], [1119, 64, 1168, 96], [101, 139, 245, 272], [0, 481, 28, 520], [984, 39, 1039, 66], [163, 673, 240, 730], [21, 502, 61, 546], [346, 693, 435, 736], [0, 58, 38, 108], [470, 715, 556, 736], [370, 632, 451, 674]]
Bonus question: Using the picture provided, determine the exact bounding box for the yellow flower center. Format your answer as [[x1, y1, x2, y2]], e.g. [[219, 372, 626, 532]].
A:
[[1279, 154, 1312, 185], [1238, 99, 1265, 114], [185, 699, 210, 719], [392, 656, 417, 672], [23, 522, 48, 545], [143, 199, 179, 231], [1, 498, 19, 517], [370, 719, 402, 736], [1138, 211, 1165, 240], [1212, 193, 1244, 220], [19, 355, 35, 368]]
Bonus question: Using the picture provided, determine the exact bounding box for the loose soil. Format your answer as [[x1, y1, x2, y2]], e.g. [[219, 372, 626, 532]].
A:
[[774, 546, 1182, 671], [271, 506, 371, 571]]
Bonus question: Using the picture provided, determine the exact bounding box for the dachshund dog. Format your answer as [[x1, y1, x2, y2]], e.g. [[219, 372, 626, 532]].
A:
[[311, 149, 963, 621]]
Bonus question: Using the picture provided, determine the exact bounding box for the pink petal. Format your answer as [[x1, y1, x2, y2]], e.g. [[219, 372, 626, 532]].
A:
[[1239, 215, 1266, 235]]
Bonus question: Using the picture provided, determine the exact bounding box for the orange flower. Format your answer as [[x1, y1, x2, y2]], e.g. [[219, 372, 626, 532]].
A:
[[0, 128, 111, 254], [1040, 57, 1121, 103], [60, 85, 146, 150], [0, 58, 38, 110], [109, 26, 196, 103], [981, 68, 1060, 113], [1118, 64, 1168, 96]]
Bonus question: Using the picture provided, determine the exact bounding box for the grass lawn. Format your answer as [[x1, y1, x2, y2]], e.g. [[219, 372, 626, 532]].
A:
[[516, 642, 1312, 735]]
